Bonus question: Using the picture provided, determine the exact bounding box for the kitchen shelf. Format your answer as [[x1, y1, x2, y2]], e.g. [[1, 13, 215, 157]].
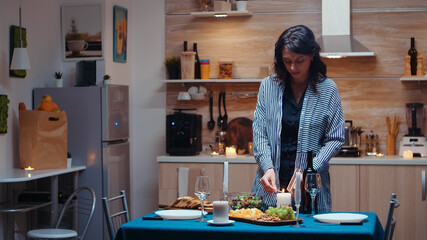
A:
[[400, 75, 427, 81], [190, 10, 252, 18], [163, 78, 262, 83]]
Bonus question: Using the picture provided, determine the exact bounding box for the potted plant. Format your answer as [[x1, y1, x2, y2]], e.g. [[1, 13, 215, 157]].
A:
[[54, 71, 63, 88], [103, 74, 112, 85], [67, 152, 72, 168], [236, 0, 248, 11], [164, 56, 181, 79]]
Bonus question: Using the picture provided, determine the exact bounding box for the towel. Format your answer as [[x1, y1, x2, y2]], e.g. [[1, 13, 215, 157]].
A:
[[178, 167, 189, 197], [178, 167, 205, 198]]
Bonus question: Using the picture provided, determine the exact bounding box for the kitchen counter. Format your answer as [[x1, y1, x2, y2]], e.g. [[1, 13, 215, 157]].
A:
[[157, 154, 427, 165]]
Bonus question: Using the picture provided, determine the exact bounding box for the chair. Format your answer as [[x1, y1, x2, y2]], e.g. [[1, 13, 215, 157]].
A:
[[27, 186, 96, 240], [384, 193, 400, 240], [102, 190, 130, 240]]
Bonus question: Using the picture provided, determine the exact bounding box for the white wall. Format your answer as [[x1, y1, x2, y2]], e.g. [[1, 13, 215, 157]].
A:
[[0, 0, 165, 236], [128, 0, 165, 217]]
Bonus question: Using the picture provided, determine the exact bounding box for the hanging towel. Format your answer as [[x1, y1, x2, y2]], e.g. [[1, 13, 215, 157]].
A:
[[177, 167, 189, 197]]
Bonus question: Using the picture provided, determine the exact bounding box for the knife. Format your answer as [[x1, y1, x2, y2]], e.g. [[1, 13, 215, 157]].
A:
[[340, 222, 362, 225], [142, 216, 163, 221]]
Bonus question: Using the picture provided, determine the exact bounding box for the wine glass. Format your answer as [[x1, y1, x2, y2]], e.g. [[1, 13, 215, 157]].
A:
[[304, 173, 322, 217], [194, 176, 210, 222], [292, 187, 305, 228]]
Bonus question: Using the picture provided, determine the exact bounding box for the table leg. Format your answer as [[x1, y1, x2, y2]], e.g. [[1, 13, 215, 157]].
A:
[[72, 171, 79, 229], [50, 175, 58, 227]]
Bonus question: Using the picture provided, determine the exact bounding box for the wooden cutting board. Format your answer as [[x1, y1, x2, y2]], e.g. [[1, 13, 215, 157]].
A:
[[225, 117, 253, 154]]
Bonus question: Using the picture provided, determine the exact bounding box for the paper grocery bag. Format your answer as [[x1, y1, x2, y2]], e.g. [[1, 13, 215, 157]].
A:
[[19, 110, 68, 169]]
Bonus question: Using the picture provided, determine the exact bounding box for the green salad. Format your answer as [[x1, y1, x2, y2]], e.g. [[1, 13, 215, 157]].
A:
[[228, 192, 263, 210]]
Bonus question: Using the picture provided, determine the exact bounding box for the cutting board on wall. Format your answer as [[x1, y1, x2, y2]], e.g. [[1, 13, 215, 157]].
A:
[[226, 117, 253, 154]]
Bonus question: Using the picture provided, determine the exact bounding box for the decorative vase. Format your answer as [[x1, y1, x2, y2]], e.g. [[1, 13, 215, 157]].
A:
[[55, 79, 63, 88], [67, 157, 72, 168], [104, 79, 111, 85]]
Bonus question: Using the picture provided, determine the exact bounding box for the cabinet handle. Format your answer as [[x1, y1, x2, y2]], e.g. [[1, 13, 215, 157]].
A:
[[422, 170, 426, 201]]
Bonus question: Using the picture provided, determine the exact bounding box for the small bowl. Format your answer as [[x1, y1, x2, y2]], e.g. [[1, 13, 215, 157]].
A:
[[177, 91, 191, 100], [190, 93, 205, 100]]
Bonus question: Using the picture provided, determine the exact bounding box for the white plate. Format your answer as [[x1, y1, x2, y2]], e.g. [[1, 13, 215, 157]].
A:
[[314, 213, 368, 224], [207, 220, 235, 225], [155, 210, 206, 220]]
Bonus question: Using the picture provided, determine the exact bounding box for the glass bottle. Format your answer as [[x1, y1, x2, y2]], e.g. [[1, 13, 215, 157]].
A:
[[193, 43, 201, 79], [302, 150, 318, 214], [408, 37, 418, 75]]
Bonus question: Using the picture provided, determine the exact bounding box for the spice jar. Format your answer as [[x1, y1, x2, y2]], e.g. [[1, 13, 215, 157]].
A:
[[219, 61, 233, 79]]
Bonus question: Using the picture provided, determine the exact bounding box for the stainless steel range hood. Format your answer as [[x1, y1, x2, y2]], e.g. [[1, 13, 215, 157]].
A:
[[318, 0, 374, 58]]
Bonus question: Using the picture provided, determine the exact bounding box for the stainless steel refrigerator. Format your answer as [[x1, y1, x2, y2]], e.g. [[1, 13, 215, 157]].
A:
[[33, 85, 130, 240]]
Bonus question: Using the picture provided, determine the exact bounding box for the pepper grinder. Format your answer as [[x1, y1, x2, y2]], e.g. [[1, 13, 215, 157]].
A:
[[403, 55, 411, 77], [416, 54, 425, 76]]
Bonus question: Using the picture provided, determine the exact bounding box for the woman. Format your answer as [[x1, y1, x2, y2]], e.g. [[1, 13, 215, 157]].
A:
[[252, 25, 345, 212]]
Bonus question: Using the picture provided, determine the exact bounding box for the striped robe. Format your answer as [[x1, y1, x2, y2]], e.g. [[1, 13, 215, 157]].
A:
[[252, 75, 345, 212]]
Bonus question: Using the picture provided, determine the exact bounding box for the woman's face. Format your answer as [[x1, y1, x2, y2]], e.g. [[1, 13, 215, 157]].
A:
[[282, 48, 313, 84]]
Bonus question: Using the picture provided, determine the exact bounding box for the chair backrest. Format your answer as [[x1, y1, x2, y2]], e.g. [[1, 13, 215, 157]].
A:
[[55, 186, 96, 240], [384, 193, 400, 240], [102, 190, 130, 240]]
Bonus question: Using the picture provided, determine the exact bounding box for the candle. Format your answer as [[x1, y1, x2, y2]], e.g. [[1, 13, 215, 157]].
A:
[[223, 161, 228, 197], [276, 190, 292, 207], [225, 146, 236, 157], [213, 201, 229, 223], [403, 150, 413, 160], [211, 151, 218, 157], [25, 166, 34, 177]]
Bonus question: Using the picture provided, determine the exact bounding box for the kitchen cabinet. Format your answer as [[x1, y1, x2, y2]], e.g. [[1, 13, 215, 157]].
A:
[[158, 161, 258, 206], [329, 164, 359, 212], [359, 165, 427, 240], [158, 162, 223, 206], [190, 10, 252, 18]]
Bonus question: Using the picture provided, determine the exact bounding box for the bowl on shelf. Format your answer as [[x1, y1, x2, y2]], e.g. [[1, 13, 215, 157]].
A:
[[227, 192, 263, 210], [190, 93, 205, 100], [188, 86, 207, 100]]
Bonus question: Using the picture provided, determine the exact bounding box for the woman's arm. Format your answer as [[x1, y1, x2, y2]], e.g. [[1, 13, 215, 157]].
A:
[[313, 83, 345, 172], [253, 78, 277, 193]]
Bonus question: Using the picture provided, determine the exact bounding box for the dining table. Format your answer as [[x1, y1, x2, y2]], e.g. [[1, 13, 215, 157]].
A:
[[115, 210, 385, 240]]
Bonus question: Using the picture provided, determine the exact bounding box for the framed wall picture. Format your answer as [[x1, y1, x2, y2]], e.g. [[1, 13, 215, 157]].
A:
[[113, 5, 127, 63], [61, 4, 103, 61]]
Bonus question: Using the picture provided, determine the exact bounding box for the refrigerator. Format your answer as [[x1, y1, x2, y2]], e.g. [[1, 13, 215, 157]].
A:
[[33, 85, 130, 240]]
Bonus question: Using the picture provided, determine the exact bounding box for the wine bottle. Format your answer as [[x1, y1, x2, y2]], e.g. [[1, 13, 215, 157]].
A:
[[302, 150, 317, 214], [193, 43, 201, 79], [183, 41, 188, 52], [408, 37, 418, 76]]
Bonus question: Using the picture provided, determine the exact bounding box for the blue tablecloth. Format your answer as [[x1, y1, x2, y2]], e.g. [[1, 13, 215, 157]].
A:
[[116, 210, 384, 240]]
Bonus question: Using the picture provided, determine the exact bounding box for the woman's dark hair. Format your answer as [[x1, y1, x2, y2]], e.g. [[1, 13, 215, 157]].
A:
[[273, 25, 327, 92]]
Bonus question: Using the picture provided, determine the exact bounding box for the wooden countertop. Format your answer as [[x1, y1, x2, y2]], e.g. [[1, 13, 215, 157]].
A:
[[157, 155, 427, 165]]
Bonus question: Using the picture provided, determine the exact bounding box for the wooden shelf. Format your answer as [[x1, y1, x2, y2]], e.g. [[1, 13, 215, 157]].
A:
[[190, 10, 252, 18], [400, 75, 427, 81], [163, 79, 262, 83]]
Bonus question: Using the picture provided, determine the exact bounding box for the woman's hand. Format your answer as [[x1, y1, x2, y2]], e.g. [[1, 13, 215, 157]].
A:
[[260, 168, 278, 194]]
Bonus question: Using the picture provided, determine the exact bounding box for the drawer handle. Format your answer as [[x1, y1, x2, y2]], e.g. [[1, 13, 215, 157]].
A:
[[422, 170, 426, 201]]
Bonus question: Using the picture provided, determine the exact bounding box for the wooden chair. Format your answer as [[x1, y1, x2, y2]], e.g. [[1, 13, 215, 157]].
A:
[[102, 190, 130, 240], [27, 186, 96, 240], [384, 193, 400, 240]]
